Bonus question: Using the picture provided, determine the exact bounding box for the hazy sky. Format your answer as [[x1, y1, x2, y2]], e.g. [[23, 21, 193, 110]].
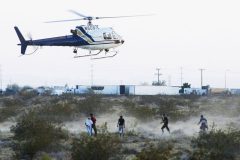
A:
[[1, 0, 240, 89]]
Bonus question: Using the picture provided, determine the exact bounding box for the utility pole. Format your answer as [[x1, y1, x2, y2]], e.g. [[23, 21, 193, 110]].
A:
[[0, 64, 2, 92], [180, 67, 183, 86], [168, 75, 171, 86], [225, 69, 230, 89], [155, 68, 162, 85], [91, 64, 93, 86], [199, 68, 205, 88]]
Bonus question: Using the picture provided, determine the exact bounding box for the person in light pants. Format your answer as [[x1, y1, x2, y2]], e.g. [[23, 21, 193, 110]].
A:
[[85, 117, 93, 136], [117, 116, 125, 137]]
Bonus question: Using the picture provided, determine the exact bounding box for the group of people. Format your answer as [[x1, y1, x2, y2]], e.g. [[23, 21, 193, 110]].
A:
[[161, 113, 208, 134], [85, 114, 125, 137], [85, 113, 97, 136], [85, 113, 208, 136], [160, 113, 208, 134]]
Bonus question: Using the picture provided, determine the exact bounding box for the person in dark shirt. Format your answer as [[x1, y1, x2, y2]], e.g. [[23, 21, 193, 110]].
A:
[[198, 115, 208, 132], [90, 113, 97, 136], [117, 115, 125, 137], [161, 113, 170, 134]]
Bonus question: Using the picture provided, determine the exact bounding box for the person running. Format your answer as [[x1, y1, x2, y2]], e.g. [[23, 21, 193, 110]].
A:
[[117, 115, 125, 137], [161, 113, 170, 134], [90, 113, 97, 136], [198, 115, 208, 132], [85, 117, 93, 136]]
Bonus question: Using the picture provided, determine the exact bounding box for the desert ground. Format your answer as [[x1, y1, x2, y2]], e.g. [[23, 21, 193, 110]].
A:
[[0, 92, 240, 160]]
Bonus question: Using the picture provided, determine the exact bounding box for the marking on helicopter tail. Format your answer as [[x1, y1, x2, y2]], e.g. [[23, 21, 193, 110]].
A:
[[76, 30, 93, 44]]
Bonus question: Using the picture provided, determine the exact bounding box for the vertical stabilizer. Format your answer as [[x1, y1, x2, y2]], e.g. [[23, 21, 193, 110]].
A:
[[14, 26, 28, 54]]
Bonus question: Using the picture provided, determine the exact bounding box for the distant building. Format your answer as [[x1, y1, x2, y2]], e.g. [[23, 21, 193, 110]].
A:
[[74, 85, 131, 95], [51, 86, 68, 95], [133, 85, 180, 95], [184, 88, 207, 96], [74, 85, 180, 96], [36, 86, 52, 95], [210, 88, 229, 95], [230, 89, 240, 95]]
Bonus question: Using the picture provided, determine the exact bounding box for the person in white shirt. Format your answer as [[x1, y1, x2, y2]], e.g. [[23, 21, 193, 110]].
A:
[[85, 117, 93, 136]]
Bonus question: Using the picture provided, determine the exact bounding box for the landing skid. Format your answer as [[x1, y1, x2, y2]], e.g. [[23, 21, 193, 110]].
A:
[[74, 50, 102, 58], [91, 53, 117, 60], [74, 49, 118, 59]]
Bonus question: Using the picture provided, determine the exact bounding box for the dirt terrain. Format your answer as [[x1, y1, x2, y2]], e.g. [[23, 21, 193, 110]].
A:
[[0, 94, 240, 159]]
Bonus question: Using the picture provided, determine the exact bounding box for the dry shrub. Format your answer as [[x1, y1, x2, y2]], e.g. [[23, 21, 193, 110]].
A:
[[135, 143, 173, 160], [190, 127, 240, 160], [71, 124, 121, 160], [11, 110, 68, 159]]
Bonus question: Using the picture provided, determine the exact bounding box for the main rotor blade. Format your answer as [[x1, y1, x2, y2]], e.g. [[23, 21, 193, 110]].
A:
[[68, 10, 89, 18], [45, 18, 85, 23], [44, 13, 155, 23], [95, 14, 155, 19]]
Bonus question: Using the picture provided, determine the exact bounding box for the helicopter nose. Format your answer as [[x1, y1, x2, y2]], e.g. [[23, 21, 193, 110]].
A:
[[121, 40, 125, 44]]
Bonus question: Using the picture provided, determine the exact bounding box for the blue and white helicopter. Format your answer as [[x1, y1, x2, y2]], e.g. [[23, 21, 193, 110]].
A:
[[14, 10, 148, 59]]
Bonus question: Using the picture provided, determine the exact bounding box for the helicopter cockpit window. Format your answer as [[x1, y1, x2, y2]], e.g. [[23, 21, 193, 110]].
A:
[[108, 33, 112, 39], [103, 33, 107, 39], [112, 32, 117, 39]]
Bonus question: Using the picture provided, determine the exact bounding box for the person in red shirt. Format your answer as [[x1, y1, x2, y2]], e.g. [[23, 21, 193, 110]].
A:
[[90, 113, 97, 136]]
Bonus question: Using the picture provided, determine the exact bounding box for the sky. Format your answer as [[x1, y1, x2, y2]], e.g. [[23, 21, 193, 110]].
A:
[[1, 0, 240, 89]]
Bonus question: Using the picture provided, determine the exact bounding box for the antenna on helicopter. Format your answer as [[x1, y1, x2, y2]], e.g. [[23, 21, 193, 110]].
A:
[[45, 10, 154, 26]]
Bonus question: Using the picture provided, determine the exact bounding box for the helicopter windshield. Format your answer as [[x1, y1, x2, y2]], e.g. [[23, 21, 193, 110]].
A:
[[112, 31, 117, 39], [103, 33, 113, 40], [102, 31, 119, 40]]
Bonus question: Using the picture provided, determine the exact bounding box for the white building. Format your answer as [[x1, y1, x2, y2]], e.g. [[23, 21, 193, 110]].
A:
[[230, 89, 240, 95], [131, 86, 180, 95], [51, 86, 68, 95], [74, 85, 180, 95]]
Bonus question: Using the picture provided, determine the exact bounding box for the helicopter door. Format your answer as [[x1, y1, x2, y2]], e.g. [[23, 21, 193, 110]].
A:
[[120, 85, 125, 95]]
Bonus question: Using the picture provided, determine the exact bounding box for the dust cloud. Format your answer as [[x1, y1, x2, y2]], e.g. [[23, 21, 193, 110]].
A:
[[63, 111, 240, 138]]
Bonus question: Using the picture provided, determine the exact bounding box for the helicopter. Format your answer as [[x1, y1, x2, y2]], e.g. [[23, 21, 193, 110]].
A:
[[14, 10, 150, 59]]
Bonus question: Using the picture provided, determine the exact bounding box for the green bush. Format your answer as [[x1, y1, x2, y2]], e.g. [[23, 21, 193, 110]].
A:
[[36, 94, 108, 122], [19, 88, 38, 100], [190, 128, 240, 160], [39, 102, 76, 122], [2, 97, 24, 107], [135, 143, 173, 160], [0, 105, 20, 122], [139, 95, 189, 107], [41, 154, 52, 160], [71, 124, 121, 160], [121, 96, 199, 122], [76, 94, 106, 114], [11, 110, 68, 159], [0, 97, 24, 122]]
